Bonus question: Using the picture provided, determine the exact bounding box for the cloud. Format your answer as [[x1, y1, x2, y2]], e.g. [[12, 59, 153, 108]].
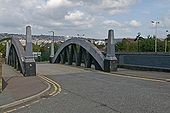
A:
[[97, 0, 138, 15], [65, 10, 95, 27], [46, 0, 73, 8], [0, 0, 139, 38], [103, 20, 123, 28], [65, 11, 84, 21], [129, 20, 141, 28]]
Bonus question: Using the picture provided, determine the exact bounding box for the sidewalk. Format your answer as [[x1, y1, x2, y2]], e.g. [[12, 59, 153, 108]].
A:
[[0, 64, 48, 106], [112, 68, 170, 81]]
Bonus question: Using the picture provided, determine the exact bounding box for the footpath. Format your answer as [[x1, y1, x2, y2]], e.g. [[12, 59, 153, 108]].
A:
[[112, 68, 170, 81], [0, 64, 48, 106]]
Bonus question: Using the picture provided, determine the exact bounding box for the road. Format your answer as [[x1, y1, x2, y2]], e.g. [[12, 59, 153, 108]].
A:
[[14, 63, 170, 113]]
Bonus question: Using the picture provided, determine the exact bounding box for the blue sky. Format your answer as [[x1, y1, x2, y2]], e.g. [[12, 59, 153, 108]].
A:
[[0, 0, 170, 39]]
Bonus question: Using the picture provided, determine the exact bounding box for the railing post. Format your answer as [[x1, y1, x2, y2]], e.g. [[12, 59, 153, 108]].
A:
[[104, 29, 117, 72], [23, 26, 36, 76]]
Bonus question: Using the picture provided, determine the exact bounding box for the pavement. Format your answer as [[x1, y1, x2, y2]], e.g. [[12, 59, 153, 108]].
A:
[[113, 68, 170, 81], [13, 63, 170, 113], [0, 64, 48, 106]]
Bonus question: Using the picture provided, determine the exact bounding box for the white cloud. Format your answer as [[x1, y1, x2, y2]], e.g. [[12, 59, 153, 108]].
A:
[[65, 10, 95, 27], [65, 11, 84, 21], [103, 20, 123, 28], [130, 20, 141, 28], [47, 0, 73, 8], [98, 0, 138, 15], [0, 0, 139, 38]]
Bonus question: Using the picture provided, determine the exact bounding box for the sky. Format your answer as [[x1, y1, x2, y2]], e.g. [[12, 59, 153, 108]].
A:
[[0, 0, 170, 39]]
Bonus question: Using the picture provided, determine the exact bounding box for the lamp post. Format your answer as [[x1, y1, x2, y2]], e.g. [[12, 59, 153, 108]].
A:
[[151, 21, 159, 52], [165, 30, 168, 52], [49, 31, 55, 63]]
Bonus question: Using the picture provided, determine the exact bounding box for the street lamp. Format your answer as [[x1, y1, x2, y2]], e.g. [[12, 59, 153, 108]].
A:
[[49, 31, 55, 63], [151, 21, 159, 52], [165, 30, 169, 52]]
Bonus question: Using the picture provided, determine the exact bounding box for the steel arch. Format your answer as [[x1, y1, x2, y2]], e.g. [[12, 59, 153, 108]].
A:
[[52, 37, 105, 70]]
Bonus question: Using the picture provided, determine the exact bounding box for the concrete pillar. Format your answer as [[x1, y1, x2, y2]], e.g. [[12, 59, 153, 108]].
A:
[[94, 59, 102, 70], [24, 26, 36, 76], [11, 47, 15, 67], [5, 41, 9, 64], [67, 45, 73, 65], [76, 46, 82, 66], [60, 49, 66, 64], [14, 51, 17, 69], [49, 42, 54, 63], [49, 31, 55, 63], [84, 51, 92, 68], [104, 29, 117, 72]]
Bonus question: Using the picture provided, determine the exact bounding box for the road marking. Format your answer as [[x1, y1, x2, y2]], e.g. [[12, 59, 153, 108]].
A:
[[17, 106, 25, 109], [38, 75, 61, 96], [1, 75, 56, 113], [31, 100, 40, 104], [42, 76, 62, 96], [39, 76, 58, 95], [6, 109, 17, 113], [98, 71, 168, 83]]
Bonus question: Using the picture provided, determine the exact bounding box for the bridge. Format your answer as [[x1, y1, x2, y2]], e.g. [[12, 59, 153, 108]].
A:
[[0, 26, 170, 113], [1, 26, 118, 77]]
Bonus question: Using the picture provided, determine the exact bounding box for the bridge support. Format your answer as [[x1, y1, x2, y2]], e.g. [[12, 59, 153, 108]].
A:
[[5, 41, 10, 64], [104, 29, 117, 72], [23, 26, 36, 76], [49, 42, 54, 63]]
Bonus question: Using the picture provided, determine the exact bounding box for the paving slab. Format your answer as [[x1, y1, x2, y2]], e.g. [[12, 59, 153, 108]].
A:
[[0, 64, 48, 106]]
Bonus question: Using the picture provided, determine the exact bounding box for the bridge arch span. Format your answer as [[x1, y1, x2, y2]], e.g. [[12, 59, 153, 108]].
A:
[[52, 37, 105, 70], [0, 37, 25, 74]]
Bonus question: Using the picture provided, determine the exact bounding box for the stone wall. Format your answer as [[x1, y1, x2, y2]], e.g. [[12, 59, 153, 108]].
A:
[[116, 52, 170, 71]]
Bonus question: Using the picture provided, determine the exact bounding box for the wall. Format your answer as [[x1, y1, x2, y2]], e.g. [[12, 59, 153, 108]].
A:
[[116, 52, 170, 71]]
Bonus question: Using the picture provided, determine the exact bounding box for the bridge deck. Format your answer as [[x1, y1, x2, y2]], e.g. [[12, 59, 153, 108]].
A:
[[22, 63, 170, 113]]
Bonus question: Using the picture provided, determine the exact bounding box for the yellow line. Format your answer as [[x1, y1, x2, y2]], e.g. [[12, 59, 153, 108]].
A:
[[41, 76, 62, 96], [38, 76, 61, 96], [38, 76, 58, 95]]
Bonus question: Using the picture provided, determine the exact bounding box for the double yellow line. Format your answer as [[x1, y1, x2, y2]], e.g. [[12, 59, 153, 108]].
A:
[[38, 75, 61, 96]]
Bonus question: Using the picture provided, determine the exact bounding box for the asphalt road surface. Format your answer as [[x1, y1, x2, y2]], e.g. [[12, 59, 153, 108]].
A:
[[14, 64, 170, 113]]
